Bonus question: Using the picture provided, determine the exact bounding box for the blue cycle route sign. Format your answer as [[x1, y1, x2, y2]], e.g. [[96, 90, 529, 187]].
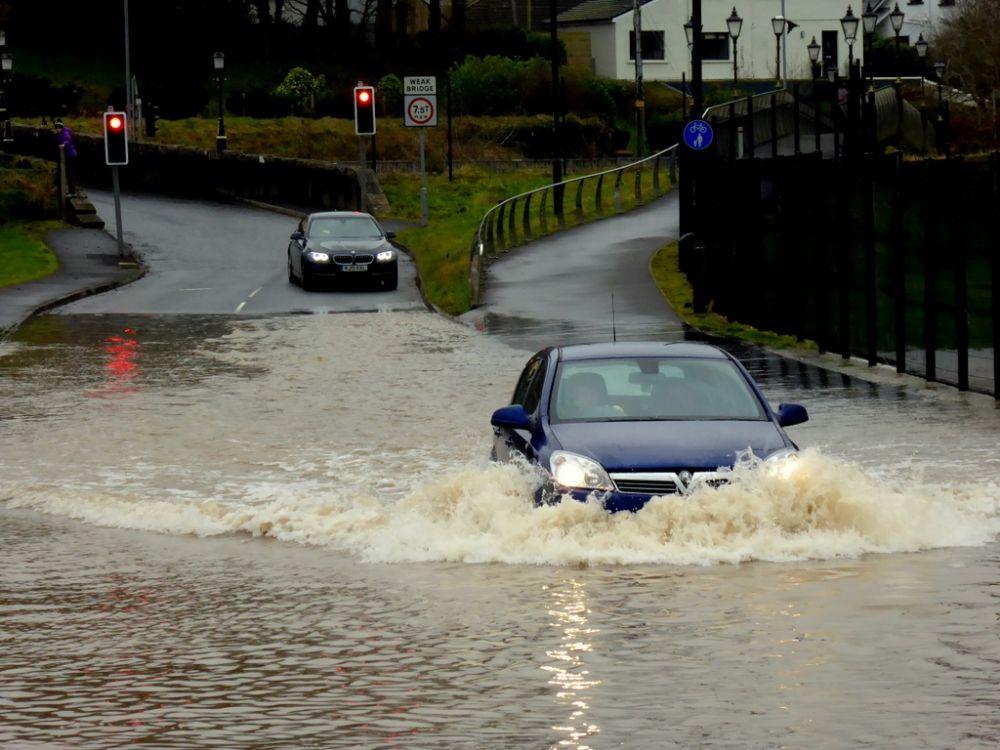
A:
[[683, 119, 714, 151]]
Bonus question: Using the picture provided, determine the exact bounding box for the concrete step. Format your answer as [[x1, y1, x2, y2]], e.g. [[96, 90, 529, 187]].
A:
[[67, 195, 105, 229], [76, 213, 105, 229]]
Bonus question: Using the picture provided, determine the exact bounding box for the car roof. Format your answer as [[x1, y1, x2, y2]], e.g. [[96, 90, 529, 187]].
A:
[[553, 341, 733, 362], [306, 211, 377, 221]]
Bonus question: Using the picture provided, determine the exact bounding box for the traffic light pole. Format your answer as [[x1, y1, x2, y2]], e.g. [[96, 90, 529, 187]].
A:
[[357, 138, 367, 213], [112, 165, 125, 259]]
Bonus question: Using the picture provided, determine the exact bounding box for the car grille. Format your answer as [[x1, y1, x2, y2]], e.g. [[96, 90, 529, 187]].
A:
[[610, 471, 728, 496], [334, 254, 373, 264], [613, 477, 680, 494]]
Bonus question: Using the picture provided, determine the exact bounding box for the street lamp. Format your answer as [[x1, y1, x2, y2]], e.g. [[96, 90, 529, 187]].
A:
[[914, 32, 928, 61], [771, 15, 786, 87], [862, 2, 878, 83], [1, 33, 12, 150], [889, 3, 904, 58], [807, 36, 822, 80], [726, 7, 742, 86], [841, 5, 859, 72], [213, 51, 226, 153]]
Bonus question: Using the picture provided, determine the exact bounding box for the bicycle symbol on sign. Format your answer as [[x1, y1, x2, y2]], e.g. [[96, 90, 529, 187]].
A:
[[683, 119, 714, 151]]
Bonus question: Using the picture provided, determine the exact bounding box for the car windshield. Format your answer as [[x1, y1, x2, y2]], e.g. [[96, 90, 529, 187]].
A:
[[552, 357, 766, 421], [308, 216, 383, 240]]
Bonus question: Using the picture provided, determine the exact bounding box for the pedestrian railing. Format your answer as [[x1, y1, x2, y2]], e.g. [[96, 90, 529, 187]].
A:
[[468, 144, 678, 306]]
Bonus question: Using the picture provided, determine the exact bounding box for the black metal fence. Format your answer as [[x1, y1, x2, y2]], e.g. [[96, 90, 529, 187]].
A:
[[685, 151, 1000, 396]]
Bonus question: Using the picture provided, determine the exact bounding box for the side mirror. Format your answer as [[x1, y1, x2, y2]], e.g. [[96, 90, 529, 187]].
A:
[[385, 230, 396, 240], [491, 404, 533, 431], [777, 403, 809, 427], [290, 231, 305, 241]]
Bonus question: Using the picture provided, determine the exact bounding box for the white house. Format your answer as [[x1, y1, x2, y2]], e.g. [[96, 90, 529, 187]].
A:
[[556, 0, 959, 84]]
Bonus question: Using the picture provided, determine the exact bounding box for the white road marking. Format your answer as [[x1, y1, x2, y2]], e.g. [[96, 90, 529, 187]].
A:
[[235, 302, 246, 313], [179, 288, 212, 292], [248, 287, 263, 298]]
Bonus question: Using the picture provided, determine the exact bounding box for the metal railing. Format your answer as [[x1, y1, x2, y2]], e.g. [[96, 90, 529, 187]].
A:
[[468, 144, 678, 306]]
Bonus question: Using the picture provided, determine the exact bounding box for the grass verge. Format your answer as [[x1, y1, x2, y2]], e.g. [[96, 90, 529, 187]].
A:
[[382, 164, 674, 315], [0, 222, 61, 288], [650, 241, 817, 351]]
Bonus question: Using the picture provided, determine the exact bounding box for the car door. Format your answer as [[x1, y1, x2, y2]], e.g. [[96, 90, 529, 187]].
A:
[[289, 218, 307, 275], [493, 352, 548, 462]]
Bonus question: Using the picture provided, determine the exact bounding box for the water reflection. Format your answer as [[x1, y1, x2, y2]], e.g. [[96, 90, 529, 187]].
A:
[[544, 579, 600, 750], [85, 328, 141, 398]]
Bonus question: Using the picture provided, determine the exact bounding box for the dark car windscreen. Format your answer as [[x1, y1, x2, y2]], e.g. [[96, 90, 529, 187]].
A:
[[308, 216, 383, 240], [552, 357, 766, 421]]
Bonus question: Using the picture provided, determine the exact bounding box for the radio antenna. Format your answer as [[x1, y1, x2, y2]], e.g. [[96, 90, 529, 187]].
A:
[[611, 293, 617, 342]]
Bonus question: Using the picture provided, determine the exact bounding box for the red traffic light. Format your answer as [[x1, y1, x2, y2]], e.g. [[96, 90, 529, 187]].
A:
[[353, 85, 376, 135], [103, 111, 129, 165]]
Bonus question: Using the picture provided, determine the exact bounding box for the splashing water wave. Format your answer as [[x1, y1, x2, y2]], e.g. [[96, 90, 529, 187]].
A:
[[6, 448, 999, 567]]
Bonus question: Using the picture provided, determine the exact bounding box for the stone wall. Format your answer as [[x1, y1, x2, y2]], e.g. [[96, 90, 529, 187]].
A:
[[11, 126, 388, 213]]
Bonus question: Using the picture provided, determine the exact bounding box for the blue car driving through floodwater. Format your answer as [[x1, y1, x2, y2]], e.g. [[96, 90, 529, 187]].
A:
[[490, 341, 809, 513]]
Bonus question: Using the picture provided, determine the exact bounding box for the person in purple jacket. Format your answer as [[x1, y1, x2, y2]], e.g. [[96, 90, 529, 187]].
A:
[[54, 120, 78, 196]]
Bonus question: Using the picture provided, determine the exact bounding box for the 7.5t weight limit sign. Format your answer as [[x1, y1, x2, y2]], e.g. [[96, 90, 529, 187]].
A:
[[404, 76, 438, 128]]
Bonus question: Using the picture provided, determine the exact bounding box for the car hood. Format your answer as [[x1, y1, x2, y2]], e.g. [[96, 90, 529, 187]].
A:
[[309, 239, 387, 252], [549, 419, 789, 471]]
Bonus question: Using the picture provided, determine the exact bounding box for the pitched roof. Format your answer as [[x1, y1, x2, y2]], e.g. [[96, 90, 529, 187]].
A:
[[557, 0, 651, 25]]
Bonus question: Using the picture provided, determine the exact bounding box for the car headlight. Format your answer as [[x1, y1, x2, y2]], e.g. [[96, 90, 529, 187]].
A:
[[306, 251, 330, 262], [376, 250, 395, 262], [762, 448, 801, 479], [550, 450, 613, 491]]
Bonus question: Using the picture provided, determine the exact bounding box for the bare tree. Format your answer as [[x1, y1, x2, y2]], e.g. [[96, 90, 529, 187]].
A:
[[932, 0, 1000, 117]]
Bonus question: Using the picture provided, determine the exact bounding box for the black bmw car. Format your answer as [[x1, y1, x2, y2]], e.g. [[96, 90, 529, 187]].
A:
[[287, 211, 398, 291]]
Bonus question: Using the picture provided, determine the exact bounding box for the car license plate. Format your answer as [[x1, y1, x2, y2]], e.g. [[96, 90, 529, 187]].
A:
[[341, 264, 368, 272]]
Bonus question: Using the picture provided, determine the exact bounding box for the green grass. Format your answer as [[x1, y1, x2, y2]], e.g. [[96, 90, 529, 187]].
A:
[[381, 168, 553, 313], [382, 164, 673, 315], [650, 242, 817, 351], [0, 223, 60, 288]]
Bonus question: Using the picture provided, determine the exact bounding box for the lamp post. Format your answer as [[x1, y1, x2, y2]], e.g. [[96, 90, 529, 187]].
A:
[[914, 32, 928, 95], [889, 3, 904, 58], [684, 15, 694, 79], [807, 36, 821, 80], [1, 37, 12, 150], [933, 59, 947, 154], [841, 5, 859, 73], [213, 51, 226, 153], [633, 0, 646, 157], [862, 2, 877, 84], [726, 7, 742, 86], [771, 15, 786, 87]]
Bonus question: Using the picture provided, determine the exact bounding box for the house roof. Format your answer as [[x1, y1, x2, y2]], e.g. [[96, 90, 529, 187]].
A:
[[557, 0, 652, 25]]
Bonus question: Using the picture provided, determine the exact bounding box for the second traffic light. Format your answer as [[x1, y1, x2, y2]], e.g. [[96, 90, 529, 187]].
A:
[[354, 85, 376, 136], [103, 111, 129, 166]]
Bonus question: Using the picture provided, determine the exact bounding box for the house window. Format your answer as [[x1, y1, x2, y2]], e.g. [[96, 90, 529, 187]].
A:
[[939, 0, 954, 5], [629, 31, 665, 61], [701, 32, 731, 61]]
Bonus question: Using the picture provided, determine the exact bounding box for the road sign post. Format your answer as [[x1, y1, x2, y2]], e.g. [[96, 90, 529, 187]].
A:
[[403, 77, 437, 226]]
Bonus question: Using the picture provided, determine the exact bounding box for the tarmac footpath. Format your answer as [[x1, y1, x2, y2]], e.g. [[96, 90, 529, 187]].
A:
[[0, 228, 143, 339]]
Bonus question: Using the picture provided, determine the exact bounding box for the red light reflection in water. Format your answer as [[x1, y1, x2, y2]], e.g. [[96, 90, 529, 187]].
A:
[[84, 328, 141, 398]]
